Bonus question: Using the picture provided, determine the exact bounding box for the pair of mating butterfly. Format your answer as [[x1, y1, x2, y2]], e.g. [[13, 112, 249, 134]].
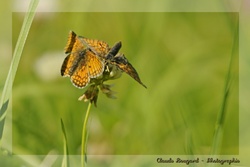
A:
[[61, 31, 146, 89]]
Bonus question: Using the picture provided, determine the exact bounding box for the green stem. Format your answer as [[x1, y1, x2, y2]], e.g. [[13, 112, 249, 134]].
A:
[[81, 102, 92, 167], [0, 0, 39, 146], [61, 119, 70, 167], [210, 15, 238, 156]]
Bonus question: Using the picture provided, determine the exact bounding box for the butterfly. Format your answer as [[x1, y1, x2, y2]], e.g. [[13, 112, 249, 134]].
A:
[[61, 31, 108, 88], [61, 31, 147, 89]]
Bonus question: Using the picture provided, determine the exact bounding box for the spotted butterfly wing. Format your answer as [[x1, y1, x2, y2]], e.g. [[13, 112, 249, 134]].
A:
[[70, 51, 90, 88], [61, 31, 105, 88], [80, 37, 110, 58]]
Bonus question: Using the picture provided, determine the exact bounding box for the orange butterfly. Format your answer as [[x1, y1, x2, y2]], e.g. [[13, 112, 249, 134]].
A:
[[61, 31, 109, 88]]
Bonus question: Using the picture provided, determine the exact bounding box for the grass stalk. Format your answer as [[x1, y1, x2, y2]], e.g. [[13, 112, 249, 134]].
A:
[[61, 119, 70, 167], [0, 0, 39, 146], [210, 16, 239, 155], [81, 102, 92, 167]]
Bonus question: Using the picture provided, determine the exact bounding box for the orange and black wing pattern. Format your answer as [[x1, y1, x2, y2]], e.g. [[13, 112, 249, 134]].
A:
[[69, 51, 89, 88], [82, 37, 110, 58], [61, 31, 146, 89], [61, 31, 105, 88]]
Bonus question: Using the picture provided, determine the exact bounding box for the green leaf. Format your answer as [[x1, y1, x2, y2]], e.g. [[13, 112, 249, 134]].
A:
[[61, 119, 70, 167], [0, 0, 40, 147]]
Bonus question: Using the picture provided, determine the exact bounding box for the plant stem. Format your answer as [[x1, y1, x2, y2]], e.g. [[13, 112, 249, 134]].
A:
[[210, 15, 238, 156], [61, 119, 70, 167], [81, 102, 92, 167]]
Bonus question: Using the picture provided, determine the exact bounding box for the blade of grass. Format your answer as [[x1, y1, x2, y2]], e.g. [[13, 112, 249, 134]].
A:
[[81, 102, 92, 167], [210, 15, 239, 155], [0, 0, 39, 146], [61, 119, 70, 167], [179, 103, 197, 166]]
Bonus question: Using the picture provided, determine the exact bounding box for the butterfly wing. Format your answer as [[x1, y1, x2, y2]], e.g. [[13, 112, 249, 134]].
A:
[[69, 49, 104, 88], [61, 51, 86, 77], [111, 54, 147, 88], [85, 49, 105, 78], [81, 37, 110, 58], [105, 41, 122, 60], [62, 31, 105, 88], [61, 31, 87, 76], [70, 53, 90, 88]]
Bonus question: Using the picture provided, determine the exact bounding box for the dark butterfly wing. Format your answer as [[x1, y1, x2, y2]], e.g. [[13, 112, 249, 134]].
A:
[[111, 54, 147, 88], [105, 41, 122, 60], [64, 31, 77, 54]]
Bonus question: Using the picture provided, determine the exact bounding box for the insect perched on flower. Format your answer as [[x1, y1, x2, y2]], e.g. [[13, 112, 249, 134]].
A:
[[61, 31, 146, 105]]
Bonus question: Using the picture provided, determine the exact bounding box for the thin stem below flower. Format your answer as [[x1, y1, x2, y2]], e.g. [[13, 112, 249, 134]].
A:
[[81, 102, 92, 167]]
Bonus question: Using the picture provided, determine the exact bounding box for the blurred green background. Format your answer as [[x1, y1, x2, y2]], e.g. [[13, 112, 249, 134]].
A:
[[12, 12, 238, 156]]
